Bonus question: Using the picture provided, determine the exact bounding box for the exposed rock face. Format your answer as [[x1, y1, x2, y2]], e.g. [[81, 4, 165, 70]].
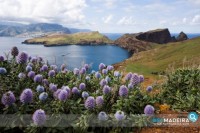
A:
[[176, 31, 188, 41], [114, 34, 152, 52], [135, 28, 173, 44]]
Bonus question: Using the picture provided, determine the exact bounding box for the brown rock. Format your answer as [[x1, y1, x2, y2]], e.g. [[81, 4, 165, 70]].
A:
[[176, 31, 188, 41]]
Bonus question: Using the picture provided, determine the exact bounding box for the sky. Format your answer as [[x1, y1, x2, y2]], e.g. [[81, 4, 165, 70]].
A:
[[0, 0, 200, 33]]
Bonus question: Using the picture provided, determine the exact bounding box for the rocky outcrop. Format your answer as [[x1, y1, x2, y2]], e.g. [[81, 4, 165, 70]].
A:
[[176, 31, 188, 41], [135, 28, 173, 44], [114, 34, 152, 52]]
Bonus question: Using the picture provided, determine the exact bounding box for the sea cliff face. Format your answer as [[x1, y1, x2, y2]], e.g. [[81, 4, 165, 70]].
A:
[[22, 31, 113, 46]]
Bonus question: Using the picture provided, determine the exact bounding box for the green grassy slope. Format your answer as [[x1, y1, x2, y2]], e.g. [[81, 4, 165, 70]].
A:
[[116, 37, 200, 77], [24, 31, 112, 45]]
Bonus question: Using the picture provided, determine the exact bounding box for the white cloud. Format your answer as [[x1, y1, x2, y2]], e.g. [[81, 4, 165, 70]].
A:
[[105, 0, 116, 8], [117, 16, 136, 26], [160, 20, 167, 25], [102, 15, 113, 24], [191, 15, 200, 24], [182, 18, 187, 23], [0, 0, 87, 25]]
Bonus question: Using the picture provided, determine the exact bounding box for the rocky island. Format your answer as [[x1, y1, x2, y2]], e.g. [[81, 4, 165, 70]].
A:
[[22, 31, 113, 46]]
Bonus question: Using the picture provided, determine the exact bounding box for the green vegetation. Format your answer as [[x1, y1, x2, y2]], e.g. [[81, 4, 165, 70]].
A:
[[118, 37, 200, 77], [24, 31, 113, 45]]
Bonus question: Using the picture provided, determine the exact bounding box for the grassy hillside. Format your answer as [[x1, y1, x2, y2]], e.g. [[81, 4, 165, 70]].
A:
[[24, 31, 113, 45], [115, 37, 200, 78]]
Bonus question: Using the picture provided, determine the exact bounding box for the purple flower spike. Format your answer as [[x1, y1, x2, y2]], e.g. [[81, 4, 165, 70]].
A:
[[31, 57, 37, 63], [41, 65, 48, 71], [58, 90, 68, 101], [144, 105, 155, 116], [114, 71, 121, 77], [26, 65, 32, 72], [42, 79, 49, 86], [32, 109, 46, 126], [36, 85, 45, 93], [100, 79, 107, 87], [20, 88, 33, 103], [54, 89, 62, 99], [48, 70, 55, 77], [119, 85, 128, 97], [73, 68, 79, 75], [96, 96, 104, 107], [103, 85, 111, 94], [139, 75, 144, 83], [39, 92, 48, 101], [99, 63, 105, 70], [125, 72, 132, 81], [114, 111, 125, 121], [28, 71, 35, 79], [0, 67, 7, 74], [1, 91, 16, 106], [85, 96, 95, 110], [95, 72, 101, 79], [82, 91, 89, 98], [80, 67, 86, 75], [84, 64, 89, 70], [11, 46, 19, 57], [72, 87, 80, 95], [102, 69, 108, 75], [17, 52, 28, 64], [18, 72, 26, 79], [34, 74, 43, 83], [49, 83, 57, 92], [0, 56, 4, 62], [131, 73, 140, 85], [79, 83, 86, 90], [107, 65, 114, 71], [98, 111, 108, 121], [146, 86, 153, 92]]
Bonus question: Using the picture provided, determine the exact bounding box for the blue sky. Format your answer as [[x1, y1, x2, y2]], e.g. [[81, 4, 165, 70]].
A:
[[0, 0, 200, 33]]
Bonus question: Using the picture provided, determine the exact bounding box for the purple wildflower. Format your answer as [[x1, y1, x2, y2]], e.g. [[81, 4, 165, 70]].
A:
[[72, 87, 80, 95], [80, 67, 86, 75], [39, 92, 48, 101], [32, 109, 46, 126], [27, 63, 33, 67], [50, 65, 58, 72], [42, 79, 49, 86], [85, 96, 95, 110], [0, 67, 7, 74], [49, 83, 57, 92], [1, 91, 16, 106], [17, 52, 28, 64], [18, 72, 26, 79], [37, 57, 43, 62], [41, 65, 48, 71], [58, 90, 68, 101], [84, 64, 89, 70], [48, 70, 55, 77], [31, 57, 37, 63], [100, 79, 107, 87], [146, 86, 153, 92], [34, 74, 43, 83], [11, 46, 19, 57], [85, 76, 90, 81], [96, 96, 104, 107], [102, 69, 108, 75], [36, 85, 45, 93], [0, 56, 4, 62], [73, 68, 79, 75], [28, 71, 35, 79], [105, 76, 111, 82], [114, 111, 125, 121], [128, 83, 134, 89], [53, 89, 62, 99], [119, 85, 128, 97], [82, 91, 89, 98], [98, 111, 108, 121], [144, 105, 155, 116], [60, 64, 66, 71], [107, 65, 114, 71], [131, 73, 140, 85], [95, 72, 101, 79], [20, 88, 33, 103], [103, 85, 111, 94], [114, 71, 121, 77], [125, 72, 132, 81], [139, 75, 144, 83], [99, 63, 105, 70], [79, 83, 86, 90], [26, 65, 32, 72]]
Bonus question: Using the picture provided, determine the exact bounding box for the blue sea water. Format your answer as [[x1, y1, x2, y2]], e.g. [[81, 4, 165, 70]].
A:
[[0, 37, 132, 71]]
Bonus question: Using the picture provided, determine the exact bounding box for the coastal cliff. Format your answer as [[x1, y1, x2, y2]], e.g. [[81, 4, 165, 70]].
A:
[[22, 31, 113, 46]]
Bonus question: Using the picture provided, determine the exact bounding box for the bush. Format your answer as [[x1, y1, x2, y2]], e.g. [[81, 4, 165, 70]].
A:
[[159, 68, 200, 111]]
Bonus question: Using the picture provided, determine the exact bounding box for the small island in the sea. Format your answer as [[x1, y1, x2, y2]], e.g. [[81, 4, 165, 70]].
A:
[[22, 31, 113, 46]]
